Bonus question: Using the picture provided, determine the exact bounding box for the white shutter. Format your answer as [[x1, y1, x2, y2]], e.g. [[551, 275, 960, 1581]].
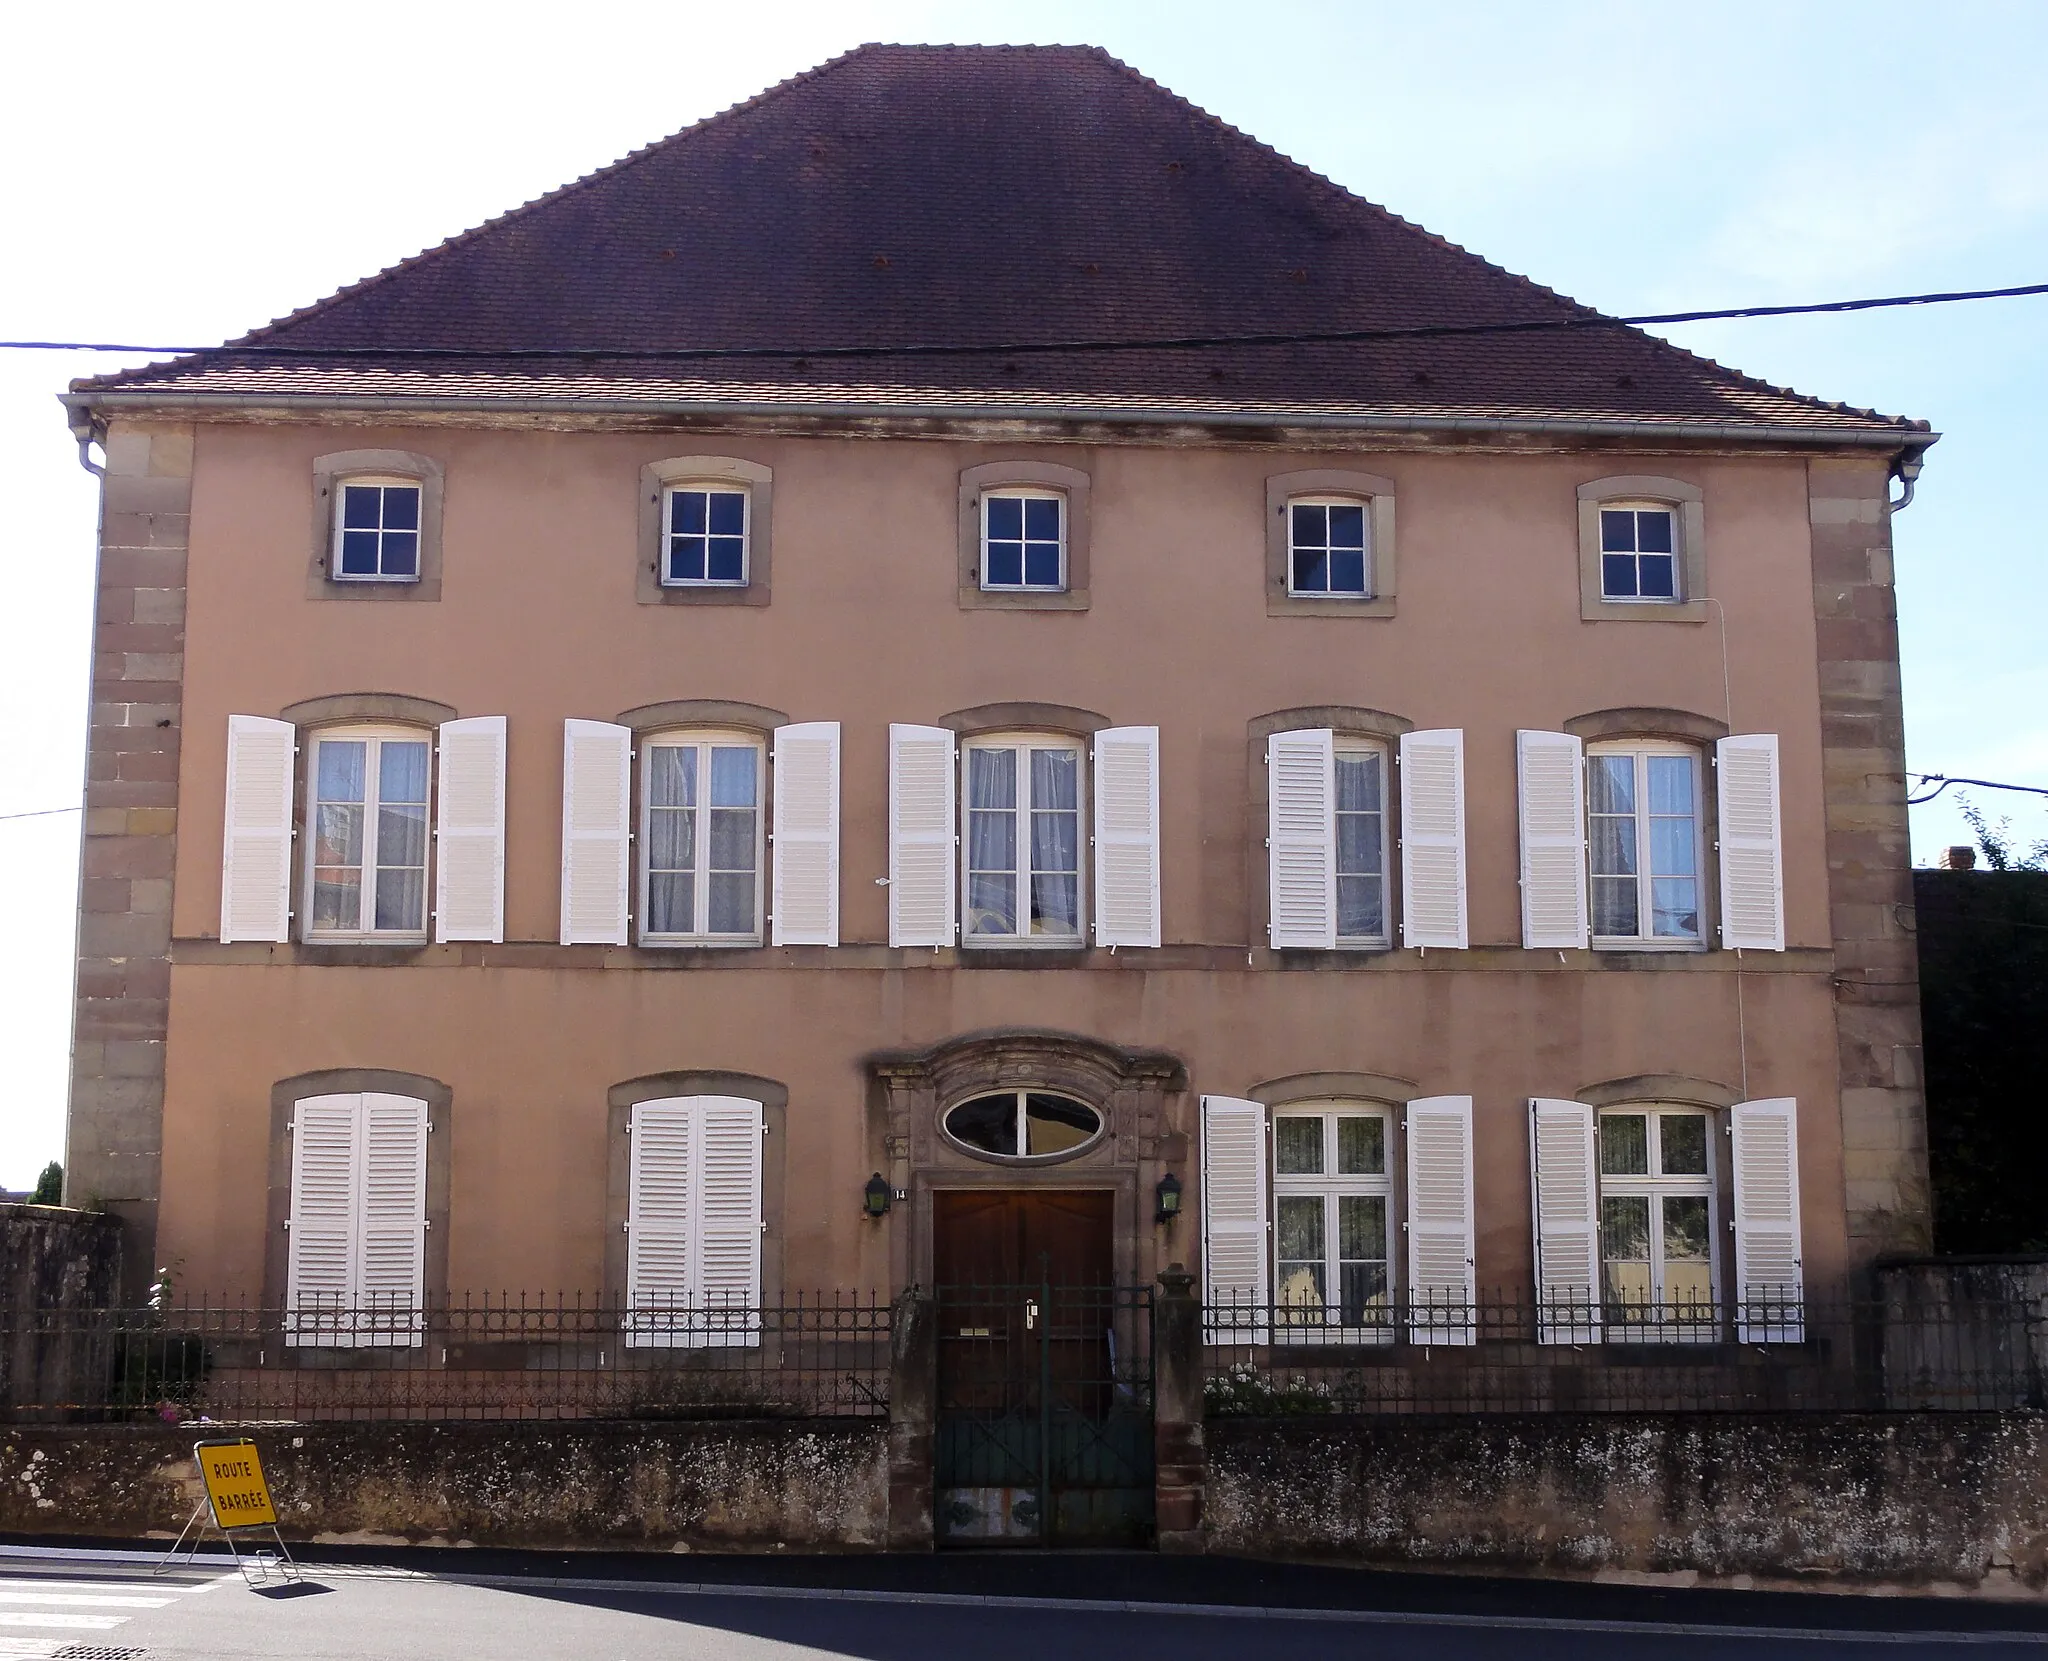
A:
[[771, 721, 840, 946], [1731, 1096, 1805, 1342], [1267, 728, 1336, 949], [1093, 725, 1161, 948], [694, 1095, 765, 1348], [1517, 731, 1588, 950], [889, 723, 957, 947], [284, 1094, 359, 1346], [625, 1097, 695, 1348], [1201, 1095, 1269, 1342], [1717, 734, 1785, 951], [435, 716, 507, 943], [356, 1093, 428, 1348], [560, 719, 632, 945], [1529, 1098, 1600, 1344], [1400, 729, 1468, 949], [221, 714, 295, 943], [1406, 1095, 1476, 1344]]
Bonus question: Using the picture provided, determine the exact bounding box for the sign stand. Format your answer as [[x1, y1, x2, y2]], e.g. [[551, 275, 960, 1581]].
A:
[[156, 1437, 301, 1586]]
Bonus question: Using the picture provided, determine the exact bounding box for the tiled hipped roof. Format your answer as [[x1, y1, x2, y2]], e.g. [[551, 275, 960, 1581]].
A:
[[72, 45, 1925, 441]]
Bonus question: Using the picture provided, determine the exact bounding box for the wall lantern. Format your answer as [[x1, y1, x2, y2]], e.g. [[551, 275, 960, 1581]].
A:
[[1154, 1172, 1183, 1225], [863, 1173, 892, 1220]]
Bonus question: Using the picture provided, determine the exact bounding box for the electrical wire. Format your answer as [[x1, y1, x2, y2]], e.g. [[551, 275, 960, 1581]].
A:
[[0, 806, 81, 822], [1907, 774, 2048, 806], [2, 280, 2043, 364]]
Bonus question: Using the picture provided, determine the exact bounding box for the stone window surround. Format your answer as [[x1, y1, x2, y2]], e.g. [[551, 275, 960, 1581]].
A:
[[871, 1029, 1188, 1291], [958, 460, 1092, 611], [1576, 1075, 1739, 1306], [1246, 705, 1413, 961], [262, 1067, 454, 1325], [1265, 469, 1398, 618], [604, 1071, 789, 1309], [1565, 706, 1727, 956], [309, 450, 445, 603], [1578, 475, 1708, 623], [638, 456, 775, 608]]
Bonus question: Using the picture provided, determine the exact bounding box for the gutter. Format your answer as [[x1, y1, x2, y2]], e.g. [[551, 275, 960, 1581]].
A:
[[60, 387, 1939, 458]]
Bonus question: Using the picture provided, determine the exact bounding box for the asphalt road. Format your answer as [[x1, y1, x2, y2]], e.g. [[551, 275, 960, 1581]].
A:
[[2, 1543, 2046, 1660]]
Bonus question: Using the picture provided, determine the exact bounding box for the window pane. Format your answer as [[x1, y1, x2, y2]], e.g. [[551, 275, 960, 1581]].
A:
[[1601, 1113, 1649, 1175], [374, 865, 425, 932], [1591, 876, 1639, 937], [1335, 812, 1381, 876], [1030, 873, 1079, 935], [379, 741, 428, 805], [1337, 873, 1384, 940], [948, 1093, 1018, 1157], [1650, 877, 1699, 939], [314, 802, 364, 869], [1337, 1114, 1385, 1174], [1023, 496, 1061, 540], [648, 746, 696, 809], [985, 542, 1023, 586], [1600, 1194, 1651, 1264], [339, 530, 381, 576], [1335, 752, 1382, 813], [1589, 814, 1637, 878], [1339, 1261, 1390, 1323], [969, 748, 1016, 810], [1638, 554, 1676, 598], [311, 871, 361, 932], [1023, 542, 1061, 587], [1276, 1195, 1326, 1310], [1290, 503, 1326, 547], [647, 871, 693, 935], [316, 741, 367, 806], [969, 811, 1016, 876], [709, 747, 757, 808], [1025, 1094, 1099, 1156], [1328, 547, 1367, 593], [1588, 754, 1635, 816], [380, 531, 419, 577], [341, 485, 382, 530], [967, 872, 1016, 935], [706, 491, 745, 536], [1647, 755, 1694, 816], [1292, 548, 1328, 593], [1600, 509, 1637, 553], [1635, 510, 1674, 554], [1326, 504, 1366, 548], [648, 807, 695, 874], [707, 537, 745, 582], [1031, 749, 1078, 812], [1659, 1113, 1709, 1176], [381, 487, 420, 531], [707, 806, 755, 873], [1339, 1193, 1387, 1261], [377, 802, 427, 872], [1649, 815, 1696, 878], [674, 491, 707, 534], [1273, 1116, 1324, 1175], [668, 537, 707, 582], [985, 496, 1022, 538], [1663, 1196, 1711, 1263], [1601, 553, 1638, 597], [1030, 810, 1078, 875], [707, 871, 754, 934]]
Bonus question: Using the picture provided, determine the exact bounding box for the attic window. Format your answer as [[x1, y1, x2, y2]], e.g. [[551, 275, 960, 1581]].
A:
[[333, 480, 422, 582], [980, 490, 1065, 591], [663, 486, 749, 586]]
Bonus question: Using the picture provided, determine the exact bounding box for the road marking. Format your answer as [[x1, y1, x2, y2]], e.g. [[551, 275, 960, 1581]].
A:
[[0, 1641, 64, 1659], [0, 1612, 125, 1629], [0, 1592, 169, 1608]]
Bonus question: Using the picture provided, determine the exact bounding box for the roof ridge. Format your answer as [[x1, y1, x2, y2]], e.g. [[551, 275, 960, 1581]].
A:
[[222, 43, 883, 353]]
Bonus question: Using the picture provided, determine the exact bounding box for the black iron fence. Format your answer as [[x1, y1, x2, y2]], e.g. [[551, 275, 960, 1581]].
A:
[[1201, 1290, 2048, 1415], [0, 1294, 891, 1424]]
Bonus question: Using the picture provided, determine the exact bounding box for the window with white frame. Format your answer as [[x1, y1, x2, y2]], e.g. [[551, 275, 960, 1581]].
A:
[[1288, 497, 1372, 598], [1598, 503, 1681, 602], [306, 727, 431, 940], [333, 478, 423, 582], [1587, 742, 1704, 947], [962, 735, 1084, 944], [1272, 1105, 1395, 1330], [1335, 740, 1390, 946], [663, 485, 750, 586], [1597, 1105, 1717, 1328], [980, 490, 1065, 591], [639, 732, 764, 944]]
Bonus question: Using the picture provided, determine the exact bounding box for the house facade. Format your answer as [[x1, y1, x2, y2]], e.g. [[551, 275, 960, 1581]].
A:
[[62, 46, 1933, 1347]]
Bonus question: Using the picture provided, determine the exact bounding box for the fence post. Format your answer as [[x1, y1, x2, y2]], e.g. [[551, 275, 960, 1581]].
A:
[[886, 1286, 936, 1551], [1154, 1262, 1208, 1553]]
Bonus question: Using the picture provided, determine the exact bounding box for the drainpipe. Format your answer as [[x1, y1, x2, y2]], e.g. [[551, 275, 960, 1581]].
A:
[[70, 412, 105, 477], [1888, 451, 1924, 512]]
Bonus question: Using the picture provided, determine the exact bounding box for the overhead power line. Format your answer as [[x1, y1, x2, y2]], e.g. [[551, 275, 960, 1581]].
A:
[[2, 280, 2043, 364], [0, 806, 81, 823], [1908, 774, 2048, 807]]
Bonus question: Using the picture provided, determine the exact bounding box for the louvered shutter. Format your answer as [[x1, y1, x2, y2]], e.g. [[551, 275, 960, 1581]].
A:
[[356, 1093, 428, 1348], [1731, 1097, 1805, 1342], [625, 1097, 695, 1348], [285, 1094, 359, 1346], [771, 721, 840, 946], [1717, 735, 1785, 951], [1267, 729, 1336, 949], [694, 1095, 765, 1348], [1201, 1095, 1269, 1342], [1406, 1095, 1476, 1344], [1529, 1098, 1600, 1344], [1093, 725, 1161, 947], [889, 724, 957, 947], [1517, 732, 1588, 950], [1400, 730, 1468, 949], [221, 714, 296, 943], [435, 716, 507, 943], [560, 719, 632, 945]]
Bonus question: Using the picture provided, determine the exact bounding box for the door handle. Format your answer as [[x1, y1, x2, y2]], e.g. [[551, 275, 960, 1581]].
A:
[[1024, 1299, 1039, 1331]]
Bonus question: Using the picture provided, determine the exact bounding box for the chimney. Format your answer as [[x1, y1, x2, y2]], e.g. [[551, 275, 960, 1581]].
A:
[[1939, 845, 1978, 870]]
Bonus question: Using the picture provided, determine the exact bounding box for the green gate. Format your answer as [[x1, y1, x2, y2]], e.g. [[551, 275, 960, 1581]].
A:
[[933, 1278, 1154, 1546]]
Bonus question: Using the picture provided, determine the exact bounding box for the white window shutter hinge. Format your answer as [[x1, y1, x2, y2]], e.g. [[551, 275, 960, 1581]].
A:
[[283, 1218, 292, 1230]]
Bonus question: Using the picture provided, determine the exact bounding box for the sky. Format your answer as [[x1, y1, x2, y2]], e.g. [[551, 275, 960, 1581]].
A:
[[1, 0, 2042, 1187]]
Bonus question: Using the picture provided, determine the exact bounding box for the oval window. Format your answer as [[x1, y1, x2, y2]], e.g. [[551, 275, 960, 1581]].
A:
[[943, 1091, 1103, 1161]]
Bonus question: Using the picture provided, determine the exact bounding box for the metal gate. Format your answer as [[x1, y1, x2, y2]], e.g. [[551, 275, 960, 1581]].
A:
[[933, 1277, 1154, 1546]]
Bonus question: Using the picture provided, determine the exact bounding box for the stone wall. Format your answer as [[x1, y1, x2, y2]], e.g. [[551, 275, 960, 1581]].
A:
[[0, 1420, 887, 1551], [1208, 1412, 2048, 1590], [0, 1206, 122, 1415]]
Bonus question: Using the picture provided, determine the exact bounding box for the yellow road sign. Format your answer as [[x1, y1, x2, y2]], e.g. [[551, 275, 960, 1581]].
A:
[[195, 1439, 277, 1530]]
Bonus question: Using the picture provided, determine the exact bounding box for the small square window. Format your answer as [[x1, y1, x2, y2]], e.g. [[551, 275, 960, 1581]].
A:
[[333, 482, 423, 582], [1598, 506, 1680, 602], [664, 487, 749, 586], [1288, 498, 1371, 598], [981, 491, 1065, 591]]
